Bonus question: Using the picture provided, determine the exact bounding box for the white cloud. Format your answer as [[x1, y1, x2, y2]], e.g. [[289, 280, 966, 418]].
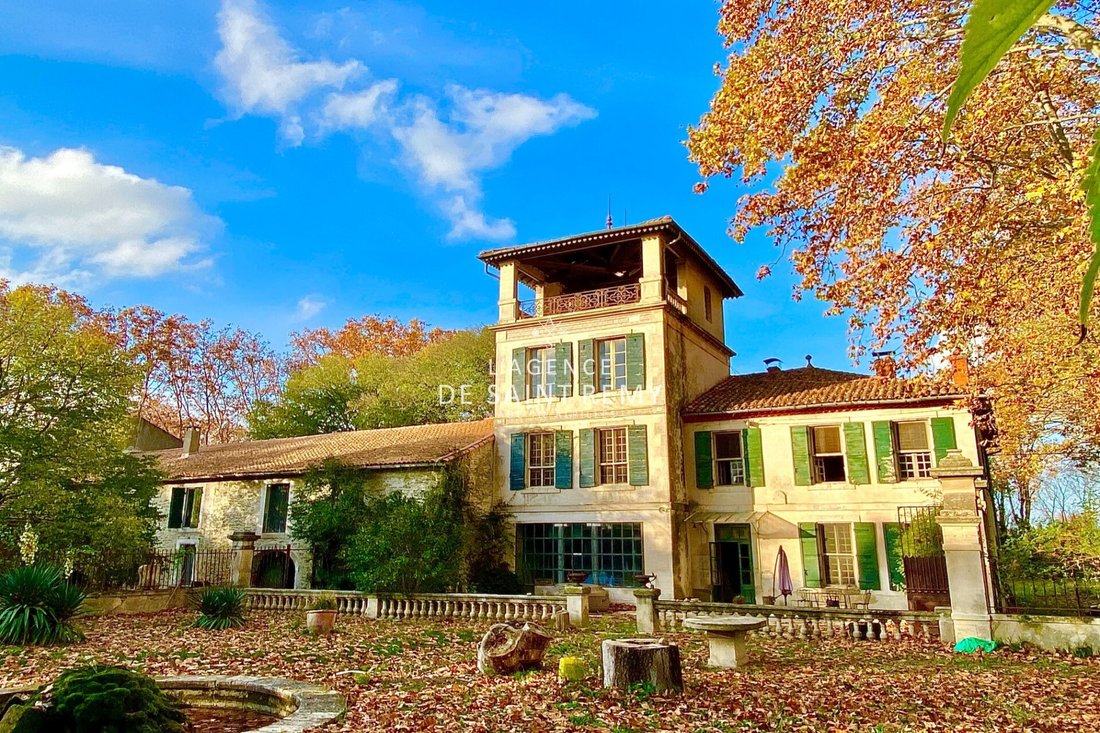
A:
[[0, 147, 217, 287], [213, 0, 596, 240], [215, 0, 362, 143], [293, 295, 327, 321]]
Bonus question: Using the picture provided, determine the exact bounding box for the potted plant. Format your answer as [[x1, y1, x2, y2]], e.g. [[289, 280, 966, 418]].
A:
[[305, 593, 338, 635]]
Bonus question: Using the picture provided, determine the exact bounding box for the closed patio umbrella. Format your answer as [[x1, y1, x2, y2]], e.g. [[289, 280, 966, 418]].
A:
[[773, 546, 794, 605]]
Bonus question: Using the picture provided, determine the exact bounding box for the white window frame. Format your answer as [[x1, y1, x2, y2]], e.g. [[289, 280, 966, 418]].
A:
[[597, 427, 629, 485], [713, 431, 745, 486], [810, 425, 847, 484], [895, 421, 934, 480], [597, 338, 628, 392], [820, 523, 856, 586], [527, 432, 556, 488], [527, 346, 556, 399]]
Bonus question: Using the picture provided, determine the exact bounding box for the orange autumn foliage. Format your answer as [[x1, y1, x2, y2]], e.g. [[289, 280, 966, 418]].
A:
[[688, 1, 1100, 520], [288, 316, 448, 369]]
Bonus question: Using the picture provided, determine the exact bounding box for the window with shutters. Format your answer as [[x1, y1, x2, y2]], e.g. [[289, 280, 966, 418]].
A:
[[526, 432, 556, 488], [526, 346, 556, 399], [168, 486, 203, 529], [598, 427, 628, 484], [821, 523, 856, 586], [895, 421, 933, 479], [810, 425, 846, 483], [597, 338, 628, 392], [713, 431, 745, 486], [262, 483, 290, 534]]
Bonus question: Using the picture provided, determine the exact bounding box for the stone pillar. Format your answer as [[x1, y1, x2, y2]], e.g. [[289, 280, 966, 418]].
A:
[[498, 261, 518, 323], [639, 234, 664, 303], [365, 595, 380, 620], [563, 584, 590, 628], [932, 450, 994, 641], [228, 531, 260, 588], [634, 587, 661, 634]]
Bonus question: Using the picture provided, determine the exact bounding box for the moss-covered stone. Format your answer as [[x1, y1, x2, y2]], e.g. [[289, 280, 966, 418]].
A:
[[47, 667, 186, 733]]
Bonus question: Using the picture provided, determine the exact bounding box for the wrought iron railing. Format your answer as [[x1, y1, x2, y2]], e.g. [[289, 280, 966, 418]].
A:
[[997, 574, 1100, 616], [77, 548, 236, 591], [518, 283, 641, 318]]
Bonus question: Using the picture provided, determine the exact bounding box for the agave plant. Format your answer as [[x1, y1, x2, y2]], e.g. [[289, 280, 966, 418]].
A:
[[192, 586, 247, 630], [0, 565, 86, 645]]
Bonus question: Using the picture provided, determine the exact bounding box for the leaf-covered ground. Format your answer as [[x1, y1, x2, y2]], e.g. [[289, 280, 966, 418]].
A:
[[1, 610, 1097, 732]]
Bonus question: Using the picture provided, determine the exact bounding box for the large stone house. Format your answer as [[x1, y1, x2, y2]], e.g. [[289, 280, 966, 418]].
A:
[[143, 216, 988, 607]]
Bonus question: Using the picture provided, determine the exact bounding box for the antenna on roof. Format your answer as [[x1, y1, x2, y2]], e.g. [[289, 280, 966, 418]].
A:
[[606, 195, 613, 229], [805, 354, 814, 368]]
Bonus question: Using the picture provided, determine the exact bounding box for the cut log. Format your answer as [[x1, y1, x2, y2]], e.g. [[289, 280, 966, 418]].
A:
[[601, 638, 683, 693], [476, 621, 553, 676]]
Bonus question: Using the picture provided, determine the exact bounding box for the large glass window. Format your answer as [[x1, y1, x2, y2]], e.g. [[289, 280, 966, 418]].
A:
[[526, 346, 556, 399], [597, 338, 628, 392], [714, 432, 745, 486], [598, 427, 628, 484], [821, 523, 856, 586], [517, 523, 643, 588], [895, 421, 933, 479], [811, 425, 846, 483], [527, 432, 556, 488]]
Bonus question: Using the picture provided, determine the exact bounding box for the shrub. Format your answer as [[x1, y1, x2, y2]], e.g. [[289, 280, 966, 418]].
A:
[[192, 586, 246, 630], [309, 593, 338, 611], [48, 666, 186, 733], [0, 565, 85, 645], [468, 565, 522, 594]]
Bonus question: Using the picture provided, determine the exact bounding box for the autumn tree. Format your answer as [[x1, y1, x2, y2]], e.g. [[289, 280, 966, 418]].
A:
[[288, 315, 448, 369], [249, 327, 493, 438], [688, 1, 1100, 524]]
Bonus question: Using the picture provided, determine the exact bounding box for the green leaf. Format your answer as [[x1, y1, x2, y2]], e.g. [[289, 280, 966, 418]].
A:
[[1080, 128, 1100, 340], [943, 0, 1057, 139]]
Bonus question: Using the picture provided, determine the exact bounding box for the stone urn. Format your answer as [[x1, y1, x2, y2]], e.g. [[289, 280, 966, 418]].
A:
[[306, 609, 337, 635]]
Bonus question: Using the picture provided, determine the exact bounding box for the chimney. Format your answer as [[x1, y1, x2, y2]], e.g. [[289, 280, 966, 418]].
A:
[[182, 426, 200, 457], [949, 354, 969, 389], [871, 350, 897, 379], [763, 358, 782, 373]]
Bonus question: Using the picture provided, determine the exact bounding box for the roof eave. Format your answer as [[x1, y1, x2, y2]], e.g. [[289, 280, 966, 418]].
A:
[[682, 394, 967, 421]]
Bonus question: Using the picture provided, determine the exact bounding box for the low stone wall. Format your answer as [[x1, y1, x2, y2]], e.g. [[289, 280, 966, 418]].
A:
[[990, 613, 1100, 655], [83, 589, 191, 616]]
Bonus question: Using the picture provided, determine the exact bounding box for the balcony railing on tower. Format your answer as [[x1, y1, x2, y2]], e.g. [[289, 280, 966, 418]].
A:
[[518, 283, 641, 318]]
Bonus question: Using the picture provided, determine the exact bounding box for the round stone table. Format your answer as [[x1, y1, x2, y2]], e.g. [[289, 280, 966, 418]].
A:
[[682, 615, 766, 668]]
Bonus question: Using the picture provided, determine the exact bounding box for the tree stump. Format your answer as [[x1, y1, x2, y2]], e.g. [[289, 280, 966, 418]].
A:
[[476, 621, 553, 675], [601, 638, 683, 693]]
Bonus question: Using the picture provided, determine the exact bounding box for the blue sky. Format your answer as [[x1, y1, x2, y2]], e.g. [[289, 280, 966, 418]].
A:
[[0, 0, 856, 374]]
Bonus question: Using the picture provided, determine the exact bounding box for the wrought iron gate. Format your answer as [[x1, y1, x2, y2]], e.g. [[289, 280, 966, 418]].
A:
[[897, 506, 950, 611]]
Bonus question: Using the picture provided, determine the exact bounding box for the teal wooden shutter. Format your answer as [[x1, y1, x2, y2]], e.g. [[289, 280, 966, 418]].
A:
[[854, 522, 881, 590], [744, 428, 764, 487], [189, 487, 204, 528], [264, 485, 289, 533], [167, 487, 184, 529], [578, 339, 596, 395], [628, 425, 648, 486], [882, 522, 905, 591], [579, 428, 596, 488], [554, 342, 573, 398], [625, 333, 645, 390], [790, 426, 812, 486], [694, 431, 713, 488], [931, 417, 957, 461], [509, 433, 526, 490], [799, 522, 822, 588], [511, 347, 526, 401], [844, 423, 871, 485], [554, 430, 573, 489], [872, 421, 898, 483]]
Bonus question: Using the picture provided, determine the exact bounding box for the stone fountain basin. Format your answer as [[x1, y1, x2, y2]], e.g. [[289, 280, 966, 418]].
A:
[[159, 675, 346, 732]]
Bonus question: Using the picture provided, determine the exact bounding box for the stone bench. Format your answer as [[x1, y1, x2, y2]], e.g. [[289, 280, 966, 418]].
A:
[[682, 615, 766, 668]]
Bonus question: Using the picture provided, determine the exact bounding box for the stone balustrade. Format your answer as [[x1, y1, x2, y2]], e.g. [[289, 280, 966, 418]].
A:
[[244, 589, 566, 623], [652, 600, 940, 643]]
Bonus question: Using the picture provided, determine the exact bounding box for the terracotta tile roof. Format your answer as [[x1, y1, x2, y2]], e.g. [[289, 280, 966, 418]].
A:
[[140, 419, 495, 482], [684, 367, 962, 417], [477, 215, 742, 298]]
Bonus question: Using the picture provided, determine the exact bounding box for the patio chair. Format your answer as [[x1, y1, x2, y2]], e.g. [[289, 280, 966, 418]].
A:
[[794, 589, 818, 608], [849, 590, 872, 611]]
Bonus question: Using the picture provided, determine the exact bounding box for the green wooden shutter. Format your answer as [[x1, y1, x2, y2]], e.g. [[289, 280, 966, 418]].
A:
[[264, 485, 289, 533], [882, 522, 905, 591], [628, 425, 648, 486], [931, 417, 958, 461], [554, 342, 573, 398], [844, 423, 871, 485], [554, 430, 573, 489], [167, 487, 184, 529], [511, 347, 526, 402], [579, 428, 596, 488], [694, 431, 713, 489], [625, 333, 645, 390], [790, 426, 812, 486], [578, 339, 596, 395], [189, 487, 204, 528], [799, 522, 822, 588], [744, 427, 765, 487], [872, 421, 898, 483], [509, 432, 526, 491], [854, 522, 881, 590]]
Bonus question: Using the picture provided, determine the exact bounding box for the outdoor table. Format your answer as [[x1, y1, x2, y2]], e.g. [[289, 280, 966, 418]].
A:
[[682, 615, 766, 668]]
